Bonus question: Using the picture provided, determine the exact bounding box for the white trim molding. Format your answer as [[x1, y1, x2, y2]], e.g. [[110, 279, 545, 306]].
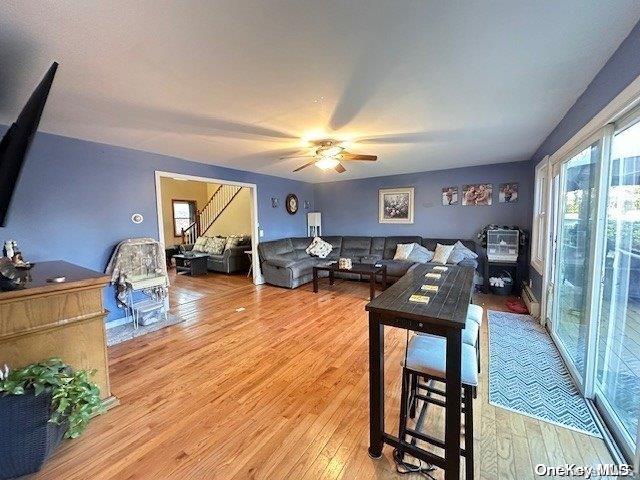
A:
[[531, 155, 550, 275]]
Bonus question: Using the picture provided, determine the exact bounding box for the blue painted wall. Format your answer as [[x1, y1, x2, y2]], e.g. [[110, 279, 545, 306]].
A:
[[0, 127, 314, 321], [528, 20, 640, 300], [313, 160, 534, 241]]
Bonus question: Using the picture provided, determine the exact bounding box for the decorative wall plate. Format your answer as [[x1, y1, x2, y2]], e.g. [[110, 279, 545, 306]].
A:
[[285, 194, 299, 215]]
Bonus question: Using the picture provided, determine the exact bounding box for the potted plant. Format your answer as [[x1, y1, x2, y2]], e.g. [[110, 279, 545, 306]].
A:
[[0, 358, 104, 479]]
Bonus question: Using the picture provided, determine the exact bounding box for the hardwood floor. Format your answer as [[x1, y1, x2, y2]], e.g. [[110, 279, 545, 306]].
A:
[[33, 271, 613, 479]]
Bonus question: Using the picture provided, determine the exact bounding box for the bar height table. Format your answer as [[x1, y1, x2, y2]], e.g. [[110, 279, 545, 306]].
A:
[[365, 263, 475, 480]]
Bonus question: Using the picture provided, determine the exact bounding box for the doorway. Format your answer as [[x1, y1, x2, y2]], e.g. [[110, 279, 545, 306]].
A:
[[154, 171, 263, 285]]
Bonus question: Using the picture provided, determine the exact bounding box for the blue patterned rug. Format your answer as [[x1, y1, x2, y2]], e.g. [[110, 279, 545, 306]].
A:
[[488, 310, 602, 437]]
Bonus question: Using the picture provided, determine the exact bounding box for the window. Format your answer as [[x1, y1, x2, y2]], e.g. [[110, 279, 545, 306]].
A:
[[172, 200, 196, 237], [531, 156, 550, 274]]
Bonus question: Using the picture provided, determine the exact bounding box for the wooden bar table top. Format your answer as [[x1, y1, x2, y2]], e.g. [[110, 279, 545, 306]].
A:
[[365, 263, 475, 480], [0, 260, 116, 407]]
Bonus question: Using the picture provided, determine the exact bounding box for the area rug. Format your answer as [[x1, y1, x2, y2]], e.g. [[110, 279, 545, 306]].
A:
[[488, 310, 601, 437], [106, 313, 185, 346]]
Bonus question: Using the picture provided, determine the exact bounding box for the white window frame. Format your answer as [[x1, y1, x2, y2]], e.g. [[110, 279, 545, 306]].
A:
[[531, 155, 550, 275]]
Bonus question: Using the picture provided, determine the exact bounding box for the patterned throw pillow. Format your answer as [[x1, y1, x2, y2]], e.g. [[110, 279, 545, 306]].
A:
[[305, 237, 333, 259], [204, 236, 226, 255], [432, 243, 455, 264], [193, 236, 209, 253], [225, 235, 243, 251], [393, 243, 415, 260], [447, 241, 478, 264], [406, 243, 434, 263]]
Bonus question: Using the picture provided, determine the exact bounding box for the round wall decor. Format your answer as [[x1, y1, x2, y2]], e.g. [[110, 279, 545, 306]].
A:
[[285, 194, 299, 215], [131, 213, 144, 224]]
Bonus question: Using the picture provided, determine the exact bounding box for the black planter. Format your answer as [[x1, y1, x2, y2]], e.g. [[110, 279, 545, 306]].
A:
[[0, 391, 67, 479]]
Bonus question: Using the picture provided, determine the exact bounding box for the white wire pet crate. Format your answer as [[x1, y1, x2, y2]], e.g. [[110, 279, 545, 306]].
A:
[[486, 229, 519, 262]]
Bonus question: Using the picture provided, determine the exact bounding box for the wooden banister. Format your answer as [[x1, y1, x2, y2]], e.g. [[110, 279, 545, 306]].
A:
[[180, 185, 243, 243]]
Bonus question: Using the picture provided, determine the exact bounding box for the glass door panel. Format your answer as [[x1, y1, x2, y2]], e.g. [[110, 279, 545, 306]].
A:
[[595, 119, 640, 450], [553, 141, 600, 380]]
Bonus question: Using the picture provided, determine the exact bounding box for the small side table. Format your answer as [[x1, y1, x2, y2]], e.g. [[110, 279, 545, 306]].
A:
[[173, 253, 209, 276], [484, 259, 521, 295], [245, 250, 253, 278]]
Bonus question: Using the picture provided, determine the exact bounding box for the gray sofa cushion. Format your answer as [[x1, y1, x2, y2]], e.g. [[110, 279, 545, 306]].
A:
[[322, 236, 343, 260], [268, 254, 299, 268], [260, 238, 294, 258], [379, 259, 416, 277], [288, 257, 321, 278], [370, 237, 385, 257], [341, 236, 372, 260], [360, 254, 383, 264], [290, 237, 313, 259], [383, 236, 423, 259]]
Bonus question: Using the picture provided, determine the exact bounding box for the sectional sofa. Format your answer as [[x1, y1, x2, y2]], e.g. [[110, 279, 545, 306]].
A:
[[181, 237, 252, 273], [257, 236, 478, 289]]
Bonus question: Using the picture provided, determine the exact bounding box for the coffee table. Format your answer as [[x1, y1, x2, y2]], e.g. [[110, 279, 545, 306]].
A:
[[173, 253, 209, 276], [313, 262, 387, 300]]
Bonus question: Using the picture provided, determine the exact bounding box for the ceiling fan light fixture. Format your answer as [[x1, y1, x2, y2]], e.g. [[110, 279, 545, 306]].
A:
[[317, 145, 343, 157], [315, 157, 340, 170]]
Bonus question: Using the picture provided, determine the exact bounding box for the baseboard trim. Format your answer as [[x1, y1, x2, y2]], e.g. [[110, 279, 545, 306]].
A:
[[105, 316, 131, 330]]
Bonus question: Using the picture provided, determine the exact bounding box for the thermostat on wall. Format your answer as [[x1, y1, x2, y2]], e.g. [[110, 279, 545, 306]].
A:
[[131, 213, 144, 224]]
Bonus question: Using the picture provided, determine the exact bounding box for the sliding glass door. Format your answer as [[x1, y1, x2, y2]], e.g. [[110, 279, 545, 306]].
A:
[[552, 139, 601, 382], [548, 110, 640, 460], [594, 117, 640, 456]]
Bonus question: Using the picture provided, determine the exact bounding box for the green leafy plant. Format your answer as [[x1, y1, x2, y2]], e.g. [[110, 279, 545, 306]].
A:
[[0, 358, 105, 438]]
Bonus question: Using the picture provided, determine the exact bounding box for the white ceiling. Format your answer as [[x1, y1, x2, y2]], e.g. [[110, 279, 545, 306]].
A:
[[1, 1, 639, 183]]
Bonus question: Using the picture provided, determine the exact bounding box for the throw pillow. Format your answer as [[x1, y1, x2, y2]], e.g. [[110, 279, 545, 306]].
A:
[[204, 236, 226, 255], [406, 243, 434, 263], [432, 243, 455, 264], [193, 236, 209, 253], [224, 235, 243, 251], [393, 243, 415, 260], [306, 237, 333, 259], [447, 241, 478, 264]]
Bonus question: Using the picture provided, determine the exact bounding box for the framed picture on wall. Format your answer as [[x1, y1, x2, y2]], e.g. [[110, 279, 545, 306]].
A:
[[442, 186, 458, 206], [379, 187, 414, 224], [462, 184, 492, 206], [499, 183, 519, 203]]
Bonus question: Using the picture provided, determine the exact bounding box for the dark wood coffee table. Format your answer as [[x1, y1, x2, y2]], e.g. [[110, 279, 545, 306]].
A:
[[313, 262, 387, 300], [173, 253, 209, 276]]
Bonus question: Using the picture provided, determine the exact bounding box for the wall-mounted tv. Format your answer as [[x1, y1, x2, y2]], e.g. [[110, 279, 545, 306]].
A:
[[0, 62, 58, 226]]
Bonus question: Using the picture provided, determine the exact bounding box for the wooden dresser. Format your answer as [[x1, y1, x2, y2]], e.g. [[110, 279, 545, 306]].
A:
[[0, 261, 116, 406]]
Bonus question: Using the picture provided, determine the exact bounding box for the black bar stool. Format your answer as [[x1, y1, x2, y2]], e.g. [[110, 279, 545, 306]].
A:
[[398, 334, 478, 479]]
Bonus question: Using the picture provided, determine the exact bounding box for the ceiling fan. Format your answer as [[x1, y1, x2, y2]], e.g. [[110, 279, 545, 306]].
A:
[[283, 139, 377, 174]]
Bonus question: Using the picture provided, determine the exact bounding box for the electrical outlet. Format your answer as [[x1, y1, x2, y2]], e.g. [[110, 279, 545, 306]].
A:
[[259, 229, 264, 238]]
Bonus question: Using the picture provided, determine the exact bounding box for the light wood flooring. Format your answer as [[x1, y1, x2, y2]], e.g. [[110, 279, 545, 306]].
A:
[[32, 271, 614, 479]]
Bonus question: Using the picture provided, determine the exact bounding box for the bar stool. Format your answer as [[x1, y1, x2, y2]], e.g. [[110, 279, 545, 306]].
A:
[[467, 303, 483, 372], [467, 303, 483, 324], [419, 304, 481, 374], [398, 334, 478, 479]]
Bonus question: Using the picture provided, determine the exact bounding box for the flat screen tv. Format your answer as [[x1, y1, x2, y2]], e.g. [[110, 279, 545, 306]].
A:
[[0, 62, 58, 226]]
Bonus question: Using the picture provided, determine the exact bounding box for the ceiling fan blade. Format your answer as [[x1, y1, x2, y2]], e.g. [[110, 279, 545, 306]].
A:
[[341, 152, 377, 161], [335, 163, 346, 173], [355, 132, 433, 144], [279, 154, 315, 160], [293, 160, 316, 172]]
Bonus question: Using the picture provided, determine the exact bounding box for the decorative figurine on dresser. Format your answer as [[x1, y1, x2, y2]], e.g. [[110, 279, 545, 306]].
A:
[[106, 238, 169, 328]]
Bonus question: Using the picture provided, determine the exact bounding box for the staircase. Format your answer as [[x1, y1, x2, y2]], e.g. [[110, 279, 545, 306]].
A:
[[181, 184, 243, 244]]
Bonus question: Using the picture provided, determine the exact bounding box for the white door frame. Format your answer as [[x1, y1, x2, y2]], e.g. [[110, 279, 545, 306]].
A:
[[154, 170, 264, 285]]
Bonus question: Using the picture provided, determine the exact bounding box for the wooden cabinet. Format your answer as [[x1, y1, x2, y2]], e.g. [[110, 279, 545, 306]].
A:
[[0, 261, 116, 406]]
